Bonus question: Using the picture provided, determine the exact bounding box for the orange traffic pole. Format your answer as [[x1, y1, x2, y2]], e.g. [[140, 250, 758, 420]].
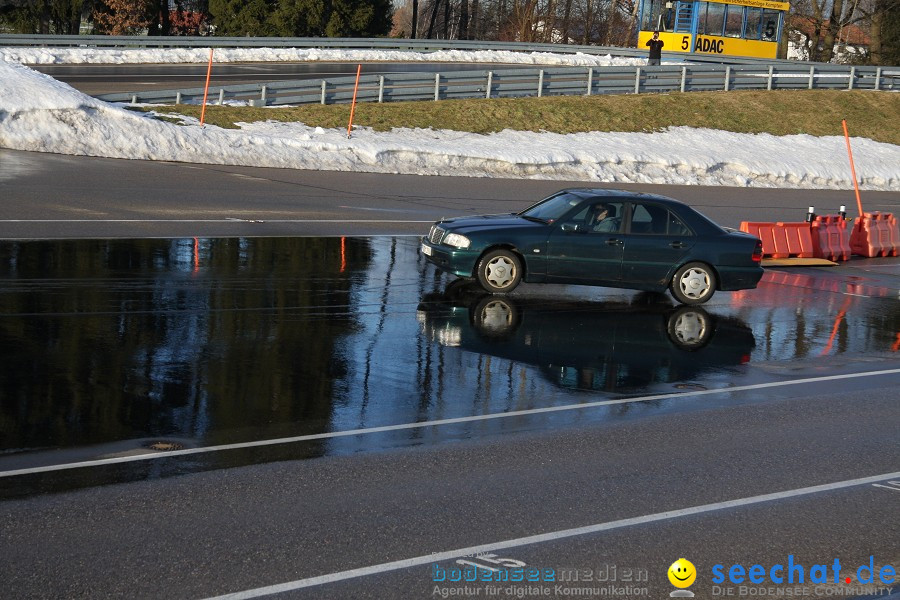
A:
[[200, 48, 214, 127], [347, 64, 362, 139], [841, 119, 864, 218]]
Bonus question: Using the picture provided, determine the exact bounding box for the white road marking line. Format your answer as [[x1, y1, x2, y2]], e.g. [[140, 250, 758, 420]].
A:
[[2, 368, 898, 479], [201, 469, 900, 600]]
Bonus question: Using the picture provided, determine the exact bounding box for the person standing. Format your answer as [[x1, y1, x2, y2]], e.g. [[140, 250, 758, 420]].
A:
[[646, 31, 664, 66]]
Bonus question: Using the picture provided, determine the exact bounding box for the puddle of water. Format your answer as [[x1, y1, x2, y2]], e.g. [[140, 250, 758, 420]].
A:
[[1, 237, 898, 492]]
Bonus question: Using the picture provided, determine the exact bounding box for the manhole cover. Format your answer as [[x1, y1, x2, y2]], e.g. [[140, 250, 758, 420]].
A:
[[143, 441, 186, 452], [674, 383, 708, 391]]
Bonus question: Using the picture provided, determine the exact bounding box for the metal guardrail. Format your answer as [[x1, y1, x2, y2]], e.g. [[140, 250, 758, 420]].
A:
[[96, 63, 898, 107]]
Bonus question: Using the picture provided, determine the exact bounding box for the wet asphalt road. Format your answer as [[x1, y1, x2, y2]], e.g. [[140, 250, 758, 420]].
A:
[[0, 149, 898, 600]]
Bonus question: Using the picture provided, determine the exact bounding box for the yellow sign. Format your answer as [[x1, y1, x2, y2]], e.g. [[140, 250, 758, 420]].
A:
[[719, 0, 790, 11], [637, 31, 778, 59]]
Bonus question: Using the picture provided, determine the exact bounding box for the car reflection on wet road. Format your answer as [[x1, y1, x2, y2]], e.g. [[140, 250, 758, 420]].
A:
[[417, 288, 756, 394], [1, 236, 899, 497]]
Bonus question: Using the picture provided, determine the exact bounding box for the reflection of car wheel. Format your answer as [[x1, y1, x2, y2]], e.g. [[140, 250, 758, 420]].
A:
[[476, 249, 522, 294], [667, 306, 714, 350], [473, 296, 520, 338], [670, 262, 717, 305]]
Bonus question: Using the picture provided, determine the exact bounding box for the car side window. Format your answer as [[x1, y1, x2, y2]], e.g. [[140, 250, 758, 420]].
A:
[[629, 203, 667, 234], [629, 204, 694, 236], [562, 201, 624, 233], [667, 212, 694, 236]]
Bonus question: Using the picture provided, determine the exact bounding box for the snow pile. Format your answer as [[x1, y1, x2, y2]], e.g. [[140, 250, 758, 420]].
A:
[[0, 46, 644, 67], [1, 59, 899, 189]]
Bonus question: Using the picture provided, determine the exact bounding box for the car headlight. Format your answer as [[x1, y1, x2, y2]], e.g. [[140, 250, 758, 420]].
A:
[[443, 233, 471, 249]]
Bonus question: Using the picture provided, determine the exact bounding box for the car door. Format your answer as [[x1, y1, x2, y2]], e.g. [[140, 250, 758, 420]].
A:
[[545, 201, 625, 284], [621, 202, 697, 288]]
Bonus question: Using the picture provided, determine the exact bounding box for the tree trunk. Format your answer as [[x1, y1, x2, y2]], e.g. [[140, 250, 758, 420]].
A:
[[459, 0, 468, 39], [411, 0, 419, 38], [443, 0, 451, 38], [604, 0, 618, 45], [470, 0, 479, 39], [627, 0, 639, 46], [822, 0, 845, 62], [426, 0, 441, 38], [561, 0, 572, 44]]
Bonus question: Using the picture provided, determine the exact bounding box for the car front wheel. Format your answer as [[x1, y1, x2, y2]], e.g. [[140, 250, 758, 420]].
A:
[[670, 262, 716, 305], [476, 249, 522, 294]]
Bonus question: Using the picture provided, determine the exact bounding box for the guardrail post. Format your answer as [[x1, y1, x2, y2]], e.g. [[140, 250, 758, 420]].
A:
[[724, 66, 731, 91], [378, 75, 385, 103], [131, 94, 138, 104], [875, 67, 882, 91], [680, 66, 687, 93], [634, 67, 641, 94], [486, 71, 492, 99], [809, 66, 815, 90], [848, 66, 856, 90], [321, 81, 326, 104], [260, 85, 267, 106], [175, 92, 182, 105], [586, 68, 592, 96], [434, 73, 440, 101], [218, 89, 224, 105], [538, 70, 544, 97], [767, 65, 774, 91]]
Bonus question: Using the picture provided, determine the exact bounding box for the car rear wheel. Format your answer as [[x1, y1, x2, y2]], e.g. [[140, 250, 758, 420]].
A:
[[670, 262, 716, 305], [476, 249, 522, 294]]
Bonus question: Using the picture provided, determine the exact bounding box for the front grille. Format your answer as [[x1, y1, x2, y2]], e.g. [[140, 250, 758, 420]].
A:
[[429, 226, 446, 245]]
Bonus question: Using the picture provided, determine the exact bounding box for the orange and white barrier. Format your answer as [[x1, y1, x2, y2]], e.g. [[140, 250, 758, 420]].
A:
[[739, 222, 815, 259], [850, 212, 900, 258], [810, 215, 851, 262]]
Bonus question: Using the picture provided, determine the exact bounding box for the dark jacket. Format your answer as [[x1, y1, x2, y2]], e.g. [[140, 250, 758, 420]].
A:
[[646, 38, 664, 60]]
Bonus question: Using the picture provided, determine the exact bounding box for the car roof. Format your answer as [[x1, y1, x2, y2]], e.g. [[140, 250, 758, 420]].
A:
[[556, 188, 724, 234], [559, 188, 686, 206]]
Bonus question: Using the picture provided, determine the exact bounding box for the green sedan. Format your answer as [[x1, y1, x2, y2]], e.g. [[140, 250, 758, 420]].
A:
[[420, 189, 764, 305]]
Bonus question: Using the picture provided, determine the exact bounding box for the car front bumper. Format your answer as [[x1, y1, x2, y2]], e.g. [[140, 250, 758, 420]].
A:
[[420, 238, 480, 278]]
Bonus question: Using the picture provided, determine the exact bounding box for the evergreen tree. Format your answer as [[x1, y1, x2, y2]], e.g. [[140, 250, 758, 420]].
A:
[[271, 0, 326, 36], [325, 0, 392, 36], [208, 0, 276, 35], [879, 0, 900, 64]]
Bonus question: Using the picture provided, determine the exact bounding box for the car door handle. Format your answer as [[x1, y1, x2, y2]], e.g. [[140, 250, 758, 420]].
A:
[[606, 239, 623, 246], [670, 241, 686, 249]]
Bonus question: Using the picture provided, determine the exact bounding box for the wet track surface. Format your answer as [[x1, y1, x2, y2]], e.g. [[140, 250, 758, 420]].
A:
[[2, 235, 899, 499]]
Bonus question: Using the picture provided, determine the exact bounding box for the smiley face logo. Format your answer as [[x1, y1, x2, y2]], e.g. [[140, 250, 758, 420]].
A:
[[668, 558, 697, 588]]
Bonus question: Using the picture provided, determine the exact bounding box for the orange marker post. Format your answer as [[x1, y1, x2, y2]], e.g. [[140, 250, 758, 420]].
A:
[[347, 64, 362, 139], [842, 119, 864, 218], [200, 48, 214, 127]]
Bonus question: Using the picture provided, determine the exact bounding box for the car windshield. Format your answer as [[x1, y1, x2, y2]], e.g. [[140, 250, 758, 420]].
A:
[[519, 192, 584, 223]]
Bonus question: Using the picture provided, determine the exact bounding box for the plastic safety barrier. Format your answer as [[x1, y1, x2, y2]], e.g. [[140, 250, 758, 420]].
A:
[[739, 222, 815, 259], [810, 215, 851, 261], [851, 212, 899, 257]]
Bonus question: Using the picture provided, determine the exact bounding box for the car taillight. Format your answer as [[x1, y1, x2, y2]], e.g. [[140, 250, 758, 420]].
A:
[[752, 241, 763, 263]]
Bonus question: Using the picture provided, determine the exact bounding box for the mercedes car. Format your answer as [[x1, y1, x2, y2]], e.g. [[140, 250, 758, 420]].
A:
[[420, 189, 764, 305]]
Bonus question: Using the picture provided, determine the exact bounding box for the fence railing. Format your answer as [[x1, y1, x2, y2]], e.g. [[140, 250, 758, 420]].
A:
[[95, 63, 899, 107]]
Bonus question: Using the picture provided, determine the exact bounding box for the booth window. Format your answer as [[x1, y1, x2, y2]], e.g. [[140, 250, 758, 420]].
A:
[[698, 2, 726, 36], [724, 5, 744, 38], [761, 9, 779, 41], [745, 7, 763, 40]]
